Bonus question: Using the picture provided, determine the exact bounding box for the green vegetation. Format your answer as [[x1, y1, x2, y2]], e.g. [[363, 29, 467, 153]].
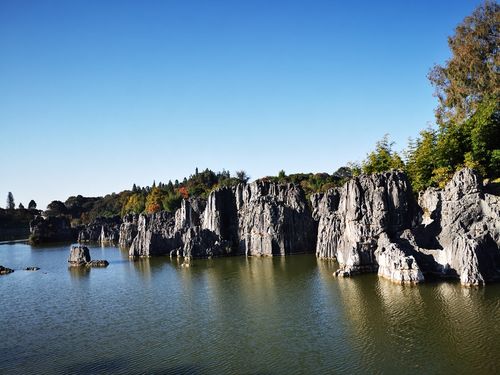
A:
[[361, 135, 404, 175], [259, 168, 355, 198], [6, 192, 15, 210], [43, 168, 245, 224], [360, 2, 499, 191], [0, 206, 41, 241]]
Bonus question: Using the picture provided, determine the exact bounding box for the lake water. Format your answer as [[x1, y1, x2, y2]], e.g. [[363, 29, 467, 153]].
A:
[[1, 243, 499, 374]]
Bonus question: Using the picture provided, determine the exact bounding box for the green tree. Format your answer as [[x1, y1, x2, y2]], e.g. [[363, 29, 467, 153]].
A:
[[235, 170, 250, 183], [278, 170, 286, 182], [405, 129, 438, 191], [362, 135, 404, 174], [28, 200, 37, 209], [428, 1, 499, 125], [162, 191, 182, 213], [122, 194, 145, 215], [6, 192, 14, 209]]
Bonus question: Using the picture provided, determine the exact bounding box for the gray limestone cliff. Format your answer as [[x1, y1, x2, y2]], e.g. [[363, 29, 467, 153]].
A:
[[312, 168, 500, 286], [77, 216, 121, 244], [411, 168, 500, 285], [125, 181, 316, 258], [119, 213, 139, 248], [312, 170, 417, 277], [116, 168, 498, 286]]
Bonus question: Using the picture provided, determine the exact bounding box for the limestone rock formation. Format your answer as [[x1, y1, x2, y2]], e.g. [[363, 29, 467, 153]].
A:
[[181, 227, 228, 258], [68, 245, 91, 266], [86, 260, 109, 267], [68, 245, 109, 268], [129, 211, 181, 257], [78, 216, 121, 244], [313, 170, 417, 276], [234, 182, 316, 256], [374, 233, 424, 284], [313, 168, 500, 286], [29, 216, 77, 244], [126, 181, 316, 258], [119, 213, 139, 248], [413, 168, 500, 286]]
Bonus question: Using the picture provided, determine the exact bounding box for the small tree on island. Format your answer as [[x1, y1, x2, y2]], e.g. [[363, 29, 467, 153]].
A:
[[6, 192, 14, 209]]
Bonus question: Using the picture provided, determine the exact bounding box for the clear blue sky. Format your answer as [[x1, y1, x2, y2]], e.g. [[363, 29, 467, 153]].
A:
[[0, 0, 483, 209]]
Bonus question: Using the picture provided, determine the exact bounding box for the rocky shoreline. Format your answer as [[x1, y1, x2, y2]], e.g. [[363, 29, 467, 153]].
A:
[[27, 168, 500, 286]]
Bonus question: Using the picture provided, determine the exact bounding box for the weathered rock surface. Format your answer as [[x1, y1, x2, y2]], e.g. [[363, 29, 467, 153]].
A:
[[29, 216, 77, 244], [127, 182, 316, 258], [0, 265, 14, 275], [119, 213, 139, 248], [68, 245, 109, 268], [68, 245, 91, 266], [234, 182, 317, 256], [313, 170, 417, 276], [313, 168, 500, 286], [413, 168, 500, 285], [129, 211, 181, 257], [374, 233, 424, 284], [78, 216, 121, 244]]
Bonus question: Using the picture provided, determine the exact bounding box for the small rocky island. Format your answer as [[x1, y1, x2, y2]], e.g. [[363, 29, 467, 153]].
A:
[[68, 245, 109, 268], [29, 168, 499, 287]]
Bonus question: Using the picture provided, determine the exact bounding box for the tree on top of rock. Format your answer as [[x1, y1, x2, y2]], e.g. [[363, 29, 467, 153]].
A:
[[28, 200, 37, 209], [6, 192, 14, 209], [362, 135, 404, 174]]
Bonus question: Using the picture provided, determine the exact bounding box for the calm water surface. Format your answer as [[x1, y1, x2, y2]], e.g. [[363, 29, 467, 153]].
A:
[[0, 243, 499, 374]]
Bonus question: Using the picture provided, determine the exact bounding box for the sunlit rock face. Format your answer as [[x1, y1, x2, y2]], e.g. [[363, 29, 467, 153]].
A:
[[414, 168, 500, 286], [129, 211, 180, 257], [114, 165, 499, 286], [313, 168, 500, 286], [234, 181, 317, 256], [312, 170, 418, 277], [125, 181, 316, 258]]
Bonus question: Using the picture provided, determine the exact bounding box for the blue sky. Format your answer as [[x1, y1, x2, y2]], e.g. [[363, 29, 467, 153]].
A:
[[0, 0, 483, 209]]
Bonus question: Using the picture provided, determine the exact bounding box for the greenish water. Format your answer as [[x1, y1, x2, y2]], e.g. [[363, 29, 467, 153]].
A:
[[0, 243, 499, 375]]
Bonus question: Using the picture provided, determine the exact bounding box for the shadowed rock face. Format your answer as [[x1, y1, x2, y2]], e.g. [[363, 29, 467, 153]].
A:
[[119, 214, 138, 248], [77, 216, 121, 245], [29, 216, 77, 244], [68, 245, 91, 266]]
